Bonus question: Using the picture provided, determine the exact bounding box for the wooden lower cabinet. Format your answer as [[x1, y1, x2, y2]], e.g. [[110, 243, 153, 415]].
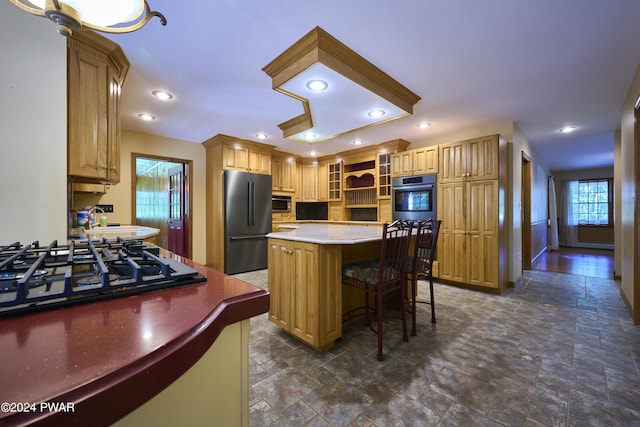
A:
[[438, 179, 500, 289], [378, 199, 392, 222], [268, 239, 342, 350]]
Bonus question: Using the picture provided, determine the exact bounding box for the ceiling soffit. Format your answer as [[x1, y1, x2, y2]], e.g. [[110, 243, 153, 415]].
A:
[[262, 26, 421, 144]]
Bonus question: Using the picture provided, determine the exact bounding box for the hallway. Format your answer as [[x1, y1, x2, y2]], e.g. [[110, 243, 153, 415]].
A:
[[235, 269, 640, 426], [532, 247, 614, 279]]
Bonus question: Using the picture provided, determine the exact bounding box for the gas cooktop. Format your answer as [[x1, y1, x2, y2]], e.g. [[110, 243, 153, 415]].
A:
[[0, 238, 206, 318]]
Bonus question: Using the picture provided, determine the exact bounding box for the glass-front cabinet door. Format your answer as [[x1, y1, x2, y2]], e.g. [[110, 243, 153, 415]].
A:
[[328, 161, 342, 201], [378, 153, 391, 198]]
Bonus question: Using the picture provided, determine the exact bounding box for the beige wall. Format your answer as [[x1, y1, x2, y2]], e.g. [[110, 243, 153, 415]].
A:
[[80, 131, 208, 264], [620, 65, 640, 315], [0, 3, 67, 243], [511, 124, 551, 284]]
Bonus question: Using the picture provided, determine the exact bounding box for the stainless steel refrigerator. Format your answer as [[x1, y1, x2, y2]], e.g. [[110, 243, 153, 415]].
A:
[[224, 170, 272, 274]]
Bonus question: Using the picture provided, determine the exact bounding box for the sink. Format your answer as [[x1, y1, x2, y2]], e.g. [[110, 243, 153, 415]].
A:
[[85, 226, 150, 234], [80, 226, 160, 240]]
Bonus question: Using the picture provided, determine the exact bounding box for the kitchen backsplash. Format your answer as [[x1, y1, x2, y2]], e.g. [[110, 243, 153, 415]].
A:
[[296, 202, 328, 220]]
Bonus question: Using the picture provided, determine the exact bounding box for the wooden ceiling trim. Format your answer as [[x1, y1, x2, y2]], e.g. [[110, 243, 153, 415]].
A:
[[262, 26, 421, 141]]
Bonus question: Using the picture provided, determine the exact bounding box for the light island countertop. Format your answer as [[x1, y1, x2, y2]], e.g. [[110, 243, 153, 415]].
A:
[[266, 222, 384, 244]]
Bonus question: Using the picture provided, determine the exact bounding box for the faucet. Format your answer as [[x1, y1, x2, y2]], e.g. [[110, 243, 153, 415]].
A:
[[85, 206, 106, 229]]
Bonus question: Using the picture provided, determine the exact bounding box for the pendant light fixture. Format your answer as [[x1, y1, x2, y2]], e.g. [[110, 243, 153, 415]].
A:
[[9, 0, 166, 37]]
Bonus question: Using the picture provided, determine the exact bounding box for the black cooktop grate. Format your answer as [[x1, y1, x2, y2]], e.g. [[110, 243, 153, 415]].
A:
[[0, 238, 206, 318]]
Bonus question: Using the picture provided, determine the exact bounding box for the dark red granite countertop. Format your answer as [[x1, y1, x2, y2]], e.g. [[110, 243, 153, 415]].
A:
[[0, 253, 269, 426]]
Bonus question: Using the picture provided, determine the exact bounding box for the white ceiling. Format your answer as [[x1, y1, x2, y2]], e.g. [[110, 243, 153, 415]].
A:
[[102, 0, 640, 172]]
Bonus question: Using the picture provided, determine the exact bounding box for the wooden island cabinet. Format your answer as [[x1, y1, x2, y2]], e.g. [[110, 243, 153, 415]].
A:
[[268, 238, 342, 350], [266, 223, 383, 351]]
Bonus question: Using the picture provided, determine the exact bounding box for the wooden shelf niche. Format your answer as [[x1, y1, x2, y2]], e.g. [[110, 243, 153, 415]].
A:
[[344, 160, 376, 207]]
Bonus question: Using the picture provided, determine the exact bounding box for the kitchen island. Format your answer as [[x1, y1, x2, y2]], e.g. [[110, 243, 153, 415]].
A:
[[0, 250, 269, 426], [266, 223, 384, 351]]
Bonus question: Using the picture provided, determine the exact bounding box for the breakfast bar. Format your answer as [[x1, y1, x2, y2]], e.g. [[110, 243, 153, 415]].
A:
[[266, 223, 384, 351]]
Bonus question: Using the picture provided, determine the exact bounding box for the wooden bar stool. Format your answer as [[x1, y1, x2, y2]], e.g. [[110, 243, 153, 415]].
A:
[[405, 219, 442, 336], [342, 221, 413, 361]]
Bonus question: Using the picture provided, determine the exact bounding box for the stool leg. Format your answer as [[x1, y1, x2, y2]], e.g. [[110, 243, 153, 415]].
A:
[[376, 286, 384, 361], [429, 275, 436, 324], [401, 278, 408, 342], [411, 275, 417, 336]]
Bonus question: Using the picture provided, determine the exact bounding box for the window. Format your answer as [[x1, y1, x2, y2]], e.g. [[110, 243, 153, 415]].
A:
[[576, 178, 612, 226]]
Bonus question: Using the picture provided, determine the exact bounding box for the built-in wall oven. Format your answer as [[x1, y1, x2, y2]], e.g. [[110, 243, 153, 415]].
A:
[[392, 173, 437, 221], [272, 195, 292, 213]]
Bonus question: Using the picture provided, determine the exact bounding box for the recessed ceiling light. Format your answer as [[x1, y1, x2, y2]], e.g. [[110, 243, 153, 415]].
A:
[[302, 132, 318, 141], [559, 126, 577, 133], [368, 109, 386, 118], [306, 80, 328, 91], [138, 113, 156, 121], [417, 122, 431, 129], [352, 139, 364, 145], [256, 132, 268, 140], [152, 90, 173, 100], [309, 151, 318, 157]]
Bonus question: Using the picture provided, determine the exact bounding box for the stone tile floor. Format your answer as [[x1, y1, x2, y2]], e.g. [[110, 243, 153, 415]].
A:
[[232, 269, 640, 426]]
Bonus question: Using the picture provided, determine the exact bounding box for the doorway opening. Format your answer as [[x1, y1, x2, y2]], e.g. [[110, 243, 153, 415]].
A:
[[132, 153, 192, 258], [522, 151, 532, 271]]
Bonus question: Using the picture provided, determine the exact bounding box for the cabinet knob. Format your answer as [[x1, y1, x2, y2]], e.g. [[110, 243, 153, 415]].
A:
[[110, 166, 117, 171], [101, 164, 108, 170]]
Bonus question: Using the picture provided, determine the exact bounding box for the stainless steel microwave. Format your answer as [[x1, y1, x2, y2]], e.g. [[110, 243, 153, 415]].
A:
[[272, 195, 292, 213]]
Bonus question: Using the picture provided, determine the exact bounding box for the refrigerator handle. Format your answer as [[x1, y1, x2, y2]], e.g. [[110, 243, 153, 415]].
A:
[[250, 181, 256, 226], [247, 181, 252, 226]]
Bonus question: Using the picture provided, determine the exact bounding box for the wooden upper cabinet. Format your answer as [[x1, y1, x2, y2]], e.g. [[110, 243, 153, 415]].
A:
[[391, 151, 413, 177], [391, 146, 438, 177], [439, 134, 498, 183], [223, 145, 248, 171], [298, 159, 329, 202], [106, 67, 122, 183], [467, 135, 499, 181], [249, 150, 272, 174], [327, 161, 342, 201], [217, 137, 273, 175], [317, 162, 328, 201], [300, 162, 319, 201], [412, 146, 438, 174], [272, 152, 296, 192], [67, 30, 128, 184]]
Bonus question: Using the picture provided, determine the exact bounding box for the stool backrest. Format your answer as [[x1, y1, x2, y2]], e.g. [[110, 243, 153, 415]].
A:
[[378, 220, 413, 284], [413, 219, 442, 274]]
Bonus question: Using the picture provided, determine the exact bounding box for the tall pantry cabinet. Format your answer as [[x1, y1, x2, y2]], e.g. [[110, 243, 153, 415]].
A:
[[437, 134, 508, 291]]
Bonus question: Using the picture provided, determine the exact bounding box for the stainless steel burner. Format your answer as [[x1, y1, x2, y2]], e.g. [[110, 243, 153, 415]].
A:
[[0, 238, 206, 317]]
